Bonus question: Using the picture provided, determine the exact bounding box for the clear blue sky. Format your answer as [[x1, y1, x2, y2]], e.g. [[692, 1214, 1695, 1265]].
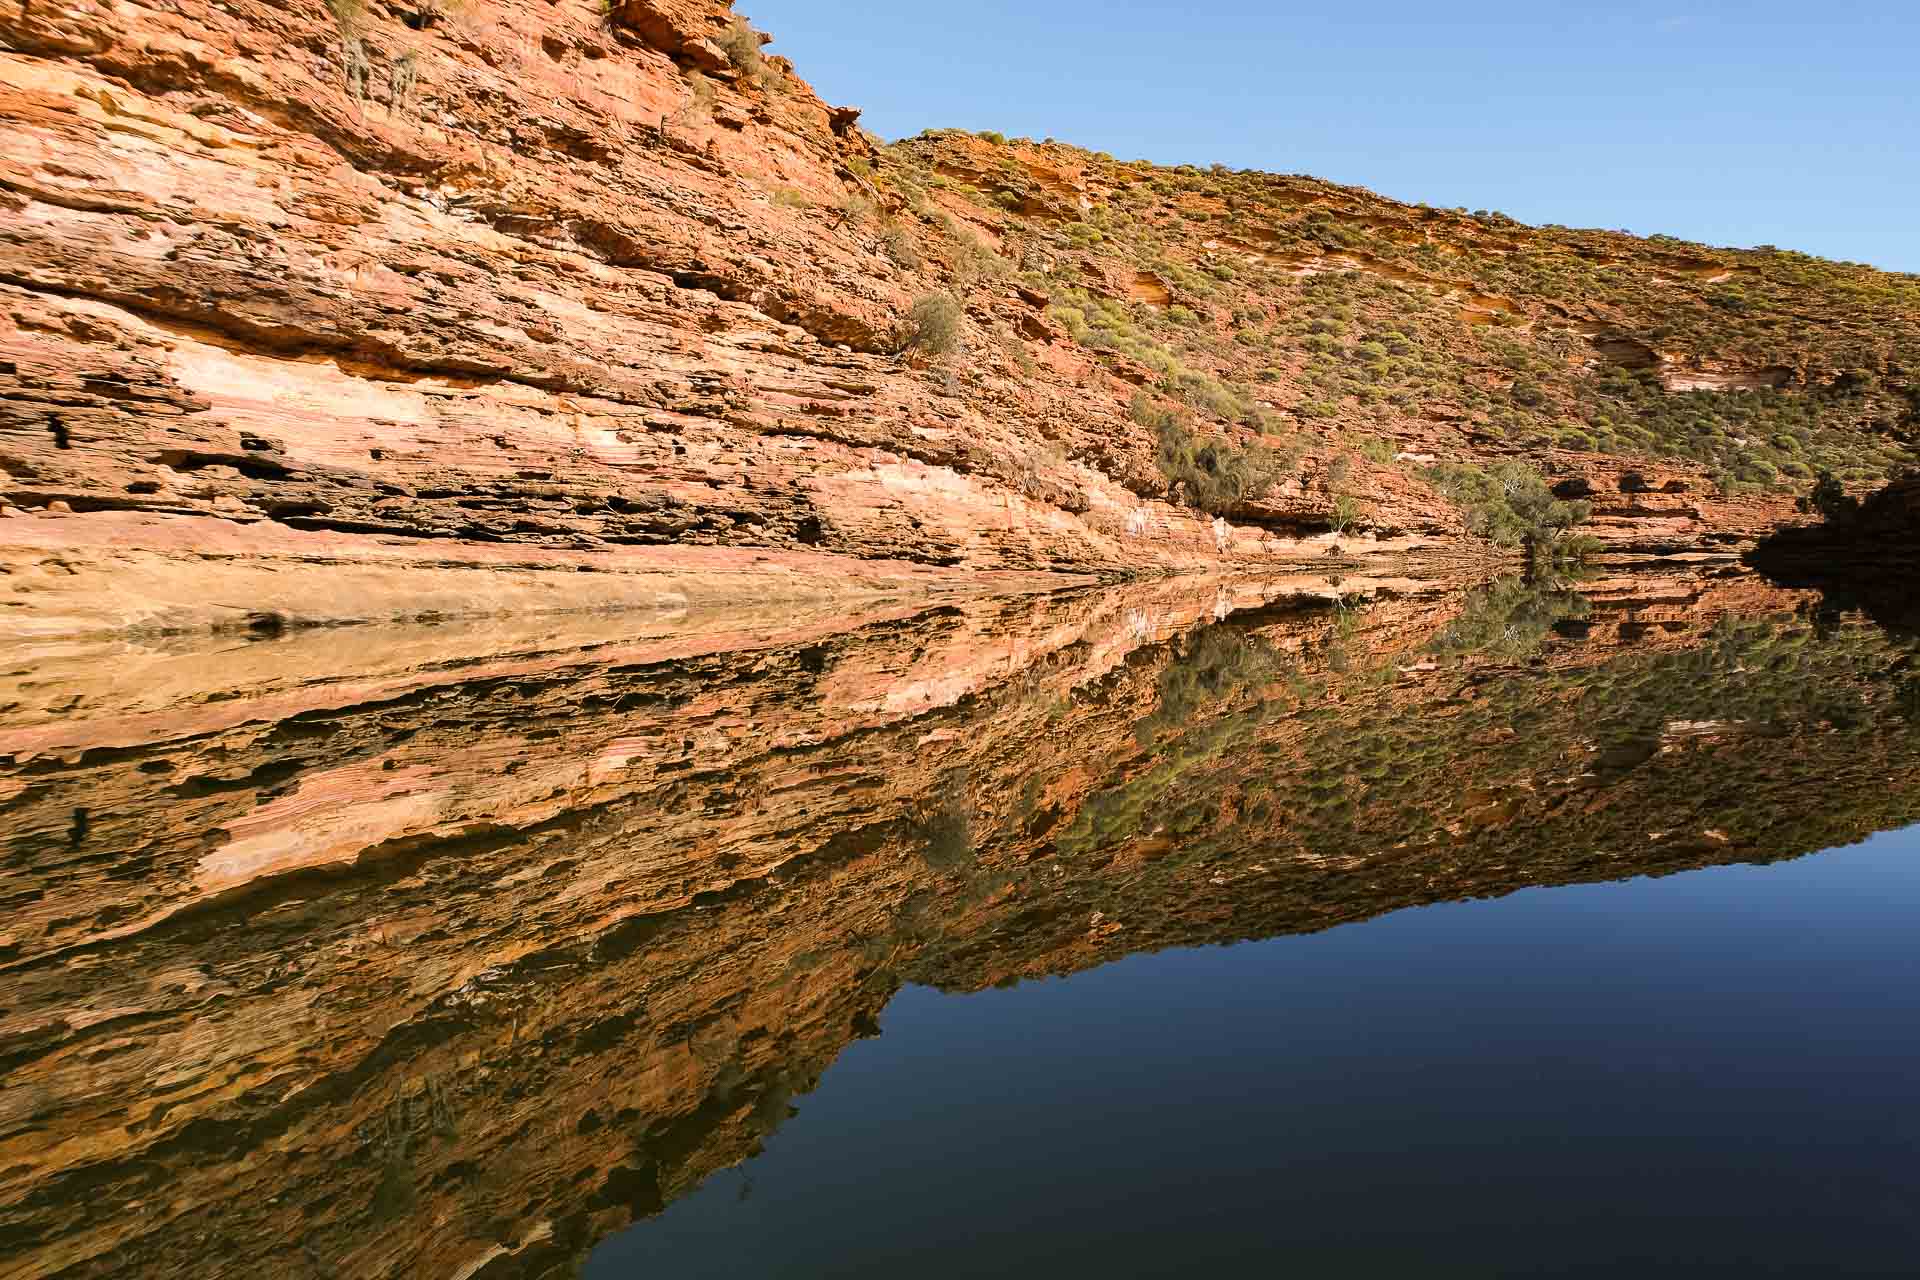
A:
[[745, 1, 1920, 273]]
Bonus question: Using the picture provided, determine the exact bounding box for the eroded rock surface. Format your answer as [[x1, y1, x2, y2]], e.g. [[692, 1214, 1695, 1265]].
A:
[[0, 0, 1455, 636], [3, 0, 1914, 637]]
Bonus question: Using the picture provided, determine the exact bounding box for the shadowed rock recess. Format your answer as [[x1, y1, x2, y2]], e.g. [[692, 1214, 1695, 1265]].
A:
[[3, 0, 1919, 636], [3, 570, 1920, 1278]]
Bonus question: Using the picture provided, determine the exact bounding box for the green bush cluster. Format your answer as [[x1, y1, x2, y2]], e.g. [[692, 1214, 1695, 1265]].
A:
[[1135, 396, 1285, 514], [1796, 469, 1860, 524], [1425, 461, 1602, 564]]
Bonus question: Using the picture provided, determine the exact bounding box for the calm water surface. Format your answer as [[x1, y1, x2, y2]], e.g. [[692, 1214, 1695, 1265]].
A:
[[590, 828, 1920, 1278], [3, 570, 1919, 1278]]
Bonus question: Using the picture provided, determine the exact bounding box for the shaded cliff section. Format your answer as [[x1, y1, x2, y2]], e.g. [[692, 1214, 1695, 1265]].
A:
[[4, 568, 1920, 1279], [1748, 476, 1920, 632]]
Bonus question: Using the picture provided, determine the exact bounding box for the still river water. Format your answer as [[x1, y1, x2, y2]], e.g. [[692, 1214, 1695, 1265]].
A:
[[3, 568, 1917, 1278]]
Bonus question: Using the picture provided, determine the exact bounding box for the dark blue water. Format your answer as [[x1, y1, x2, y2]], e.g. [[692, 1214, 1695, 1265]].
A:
[[588, 824, 1920, 1278]]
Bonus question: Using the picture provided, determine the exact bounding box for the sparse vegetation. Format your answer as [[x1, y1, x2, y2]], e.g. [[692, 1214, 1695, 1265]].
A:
[[718, 16, 762, 75], [325, 0, 363, 34], [878, 222, 922, 269], [1425, 461, 1602, 565], [899, 293, 963, 357], [874, 128, 1919, 512]]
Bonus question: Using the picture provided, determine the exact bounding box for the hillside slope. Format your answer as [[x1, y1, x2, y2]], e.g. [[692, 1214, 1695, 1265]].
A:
[[2, 0, 1914, 636]]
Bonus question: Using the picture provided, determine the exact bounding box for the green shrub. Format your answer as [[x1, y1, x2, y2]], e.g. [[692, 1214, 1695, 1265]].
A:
[[718, 16, 762, 74], [900, 293, 963, 357], [1797, 470, 1860, 524], [1357, 437, 1395, 465], [1165, 371, 1249, 422], [1138, 398, 1281, 515], [1425, 460, 1598, 564]]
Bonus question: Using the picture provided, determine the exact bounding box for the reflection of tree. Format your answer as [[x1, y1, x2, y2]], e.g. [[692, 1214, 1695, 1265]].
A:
[[1134, 624, 1283, 748], [1055, 621, 1294, 856], [911, 768, 974, 870], [1429, 576, 1594, 661]]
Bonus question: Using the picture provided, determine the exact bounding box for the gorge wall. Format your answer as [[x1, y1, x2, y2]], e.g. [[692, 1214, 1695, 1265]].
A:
[[5, 0, 1917, 638]]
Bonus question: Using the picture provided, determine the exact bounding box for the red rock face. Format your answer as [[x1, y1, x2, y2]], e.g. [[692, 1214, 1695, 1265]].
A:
[[0, 0, 1452, 637], [8, 0, 1896, 639]]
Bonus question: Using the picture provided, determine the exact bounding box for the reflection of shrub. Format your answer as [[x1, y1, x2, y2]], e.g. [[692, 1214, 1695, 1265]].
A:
[[1057, 623, 1288, 854], [1430, 577, 1594, 660], [913, 772, 973, 869], [1136, 624, 1280, 747]]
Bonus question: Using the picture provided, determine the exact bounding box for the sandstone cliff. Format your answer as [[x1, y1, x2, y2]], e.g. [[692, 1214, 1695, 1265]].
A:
[[4, 0, 1916, 637]]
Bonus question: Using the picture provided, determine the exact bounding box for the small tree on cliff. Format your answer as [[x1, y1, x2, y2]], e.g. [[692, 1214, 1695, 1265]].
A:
[[1425, 460, 1601, 572], [1798, 470, 1860, 525], [899, 293, 963, 358], [719, 17, 763, 75]]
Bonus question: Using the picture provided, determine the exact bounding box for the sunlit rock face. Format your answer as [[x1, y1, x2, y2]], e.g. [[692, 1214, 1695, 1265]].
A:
[[3, 565, 1917, 1279], [4, 0, 1915, 639], [0, 0, 1451, 640]]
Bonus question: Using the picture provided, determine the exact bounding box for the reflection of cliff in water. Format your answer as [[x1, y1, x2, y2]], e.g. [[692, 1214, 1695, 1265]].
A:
[[1747, 476, 1920, 635], [3, 568, 1919, 1279]]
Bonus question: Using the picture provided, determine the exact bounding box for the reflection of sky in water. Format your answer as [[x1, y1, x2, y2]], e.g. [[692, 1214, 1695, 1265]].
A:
[[8, 578, 1920, 1280], [594, 825, 1920, 1280]]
